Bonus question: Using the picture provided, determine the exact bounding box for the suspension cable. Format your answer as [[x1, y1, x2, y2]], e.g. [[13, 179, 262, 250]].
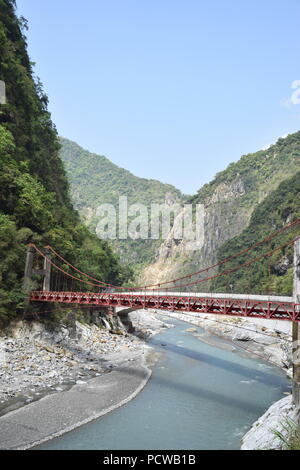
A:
[[30, 236, 297, 293], [45, 217, 300, 291]]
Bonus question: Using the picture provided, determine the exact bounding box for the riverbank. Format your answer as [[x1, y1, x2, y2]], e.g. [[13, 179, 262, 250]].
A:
[[157, 310, 292, 374], [0, 310, 169, 449]]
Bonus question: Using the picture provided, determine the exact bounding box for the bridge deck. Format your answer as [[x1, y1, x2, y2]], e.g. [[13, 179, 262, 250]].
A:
[[30, 291, 299, 322], [118, 291, 294, 303]]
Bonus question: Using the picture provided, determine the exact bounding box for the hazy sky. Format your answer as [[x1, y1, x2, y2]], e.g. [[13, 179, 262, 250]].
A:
[[17, 0, 300, 194]]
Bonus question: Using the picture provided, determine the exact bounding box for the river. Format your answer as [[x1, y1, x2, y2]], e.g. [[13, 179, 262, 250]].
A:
[[37, 316, 290, 450]]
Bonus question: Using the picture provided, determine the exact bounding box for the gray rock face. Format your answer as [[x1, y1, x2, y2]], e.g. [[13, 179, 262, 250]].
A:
[[273, 255, 292, 276], [139, 175, 253, 285]]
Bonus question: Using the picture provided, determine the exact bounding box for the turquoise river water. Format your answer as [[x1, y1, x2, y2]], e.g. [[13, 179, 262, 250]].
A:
[[38, 317, 290, 450]]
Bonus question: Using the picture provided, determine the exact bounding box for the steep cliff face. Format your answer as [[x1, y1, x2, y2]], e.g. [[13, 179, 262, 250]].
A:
[[139, 177, 251, 286], [139, 132, 300, 287]]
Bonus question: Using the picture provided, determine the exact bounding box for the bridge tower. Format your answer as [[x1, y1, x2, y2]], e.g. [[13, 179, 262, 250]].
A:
[[24, 245, 52, 292], [293, 237, 300, 409]]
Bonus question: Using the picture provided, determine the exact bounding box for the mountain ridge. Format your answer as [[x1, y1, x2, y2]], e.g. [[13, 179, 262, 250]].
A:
[[59, 136, 186, 269]]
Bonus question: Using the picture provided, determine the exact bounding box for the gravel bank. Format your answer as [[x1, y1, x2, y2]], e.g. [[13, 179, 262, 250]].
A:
[[0, 355, 152, 450], [0, 310, 169, 449]]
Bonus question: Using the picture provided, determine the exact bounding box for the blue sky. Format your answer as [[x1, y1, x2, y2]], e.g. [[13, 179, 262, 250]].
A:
[[17, 0, 300, 194]]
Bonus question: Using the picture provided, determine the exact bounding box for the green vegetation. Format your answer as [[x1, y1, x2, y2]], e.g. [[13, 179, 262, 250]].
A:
[[60, 137, 184, 209], [190, 132, 300, 208], [0, 0, 128, 326], [286, 425, 300, 450], [273, 419, 300, 450], [212, 171, 300, 295], [59, 137, 186, 271]]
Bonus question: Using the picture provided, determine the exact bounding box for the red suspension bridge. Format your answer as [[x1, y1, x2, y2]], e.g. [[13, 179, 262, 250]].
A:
[[24, 220, 300, 406], [25, 219, 300, 323]]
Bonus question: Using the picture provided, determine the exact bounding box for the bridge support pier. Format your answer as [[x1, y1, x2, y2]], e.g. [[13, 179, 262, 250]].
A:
[[24, 245, 35, 291], [43, 248, 51, 292], [292, 323, 300, 408], [293, 237, 300, 410], [24, 245, 52, 293]]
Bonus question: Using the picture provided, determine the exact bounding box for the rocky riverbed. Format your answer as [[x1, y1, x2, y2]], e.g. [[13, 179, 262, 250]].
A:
[[0, 309, 169, 417]]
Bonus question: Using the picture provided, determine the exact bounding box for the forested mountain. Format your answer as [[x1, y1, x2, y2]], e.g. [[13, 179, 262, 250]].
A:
[[139, 132, 300, 289], [59, 137, 185, 270], [0, 0, 127, 326]]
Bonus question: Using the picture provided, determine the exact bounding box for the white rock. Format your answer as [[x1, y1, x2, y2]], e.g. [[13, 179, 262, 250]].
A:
[[241, 396, 299, 450], [232, 332, 252, 342]]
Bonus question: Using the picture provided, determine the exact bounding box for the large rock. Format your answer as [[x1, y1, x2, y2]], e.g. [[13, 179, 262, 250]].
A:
[[241, 396, 299, 450], [129, 310, 169, 337]]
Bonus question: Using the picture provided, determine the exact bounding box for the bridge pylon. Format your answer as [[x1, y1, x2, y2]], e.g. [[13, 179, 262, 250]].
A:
[[293, 237, 300, 410], [24, 245, 52, 293]]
